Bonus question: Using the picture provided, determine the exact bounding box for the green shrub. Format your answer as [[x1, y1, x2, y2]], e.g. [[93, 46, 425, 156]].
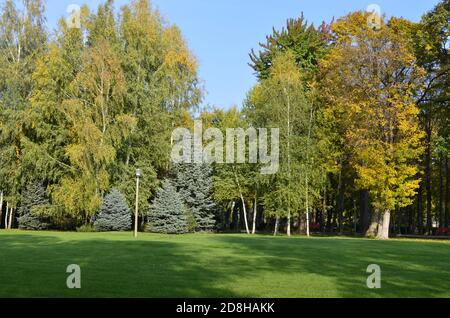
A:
[[76, 224, 96, 232]]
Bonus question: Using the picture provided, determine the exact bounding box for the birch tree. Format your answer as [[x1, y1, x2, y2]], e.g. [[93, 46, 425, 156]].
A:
[[247, 51, 317, 236]]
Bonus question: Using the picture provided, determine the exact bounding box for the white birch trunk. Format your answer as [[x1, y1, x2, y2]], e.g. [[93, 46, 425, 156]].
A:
[[5, 202, 9, 229], [306, 208, 310, 237], [252, 194, 257, 234], [305, 107, 314, 237], [287, 214, 291, 236], [274, 217, 279, 236], [8, 207, 13, 229], [240, 194, 250, 234], [234, 170, 250, 234], [285, 87, 291, 238], [306, 177, 310, 238]]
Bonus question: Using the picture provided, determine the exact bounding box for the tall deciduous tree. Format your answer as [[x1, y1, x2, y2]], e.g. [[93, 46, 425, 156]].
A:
[[247, 51, 322, 236], [113, 0, 201, 215], [414, 0, 449, 232], [321, 12, 425, 239], [210, 107, 257, 235], [0, 0, 47, 219], [53, 38, 136, 223]]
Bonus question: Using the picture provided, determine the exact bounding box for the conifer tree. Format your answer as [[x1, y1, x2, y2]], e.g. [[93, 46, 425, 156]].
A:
[[147, 180, 187, 234], [18, 183, 50, 230], [249, 13, 329, 80], [94, 189, 132, 231], [173, 163, 216, 232]]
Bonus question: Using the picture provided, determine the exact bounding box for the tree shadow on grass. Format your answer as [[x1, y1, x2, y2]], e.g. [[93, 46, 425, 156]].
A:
[[0, 232, 240, 298], [1, 232, 449, 298], [208, 235, 450, 298]]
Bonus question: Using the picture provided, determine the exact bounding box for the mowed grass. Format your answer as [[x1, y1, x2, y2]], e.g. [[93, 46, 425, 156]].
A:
[[0, 230, 449, 298]]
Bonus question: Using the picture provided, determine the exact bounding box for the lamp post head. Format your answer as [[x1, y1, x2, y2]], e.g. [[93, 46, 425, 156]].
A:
[[136, 168, 142, 178]]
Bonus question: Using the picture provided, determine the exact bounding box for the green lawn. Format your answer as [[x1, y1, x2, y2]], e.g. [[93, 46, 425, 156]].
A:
[[0, 230, 449, 298]]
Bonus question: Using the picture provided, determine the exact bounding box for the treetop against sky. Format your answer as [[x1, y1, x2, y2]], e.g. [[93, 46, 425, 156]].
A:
[[8, 0, 440, 110]]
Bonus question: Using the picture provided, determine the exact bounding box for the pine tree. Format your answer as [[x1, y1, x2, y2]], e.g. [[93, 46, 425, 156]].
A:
[[147, 180, 187, 234], [94, 189, 132, 232], [173, 163, 217, 232], [18, 183, 50, 230]]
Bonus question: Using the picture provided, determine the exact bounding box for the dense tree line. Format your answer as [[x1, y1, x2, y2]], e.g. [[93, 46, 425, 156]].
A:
[[212, 1, 449, 239], [0, 0, 202, 231], [0, 0, 448, 239], [240, 1, 449, 239]]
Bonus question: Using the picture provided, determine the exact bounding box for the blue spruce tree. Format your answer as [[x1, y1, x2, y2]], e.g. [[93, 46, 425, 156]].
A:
[[147, 179, 188, 234], [94, 189, 132, 231], [173, 163, 216, 232], [18, 183, 50, 230]]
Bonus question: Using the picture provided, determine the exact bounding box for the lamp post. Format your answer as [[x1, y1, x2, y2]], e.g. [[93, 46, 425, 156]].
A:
[[134, 168, 142, 238]]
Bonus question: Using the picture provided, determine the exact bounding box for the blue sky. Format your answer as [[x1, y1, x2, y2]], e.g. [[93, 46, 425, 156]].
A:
[[16, 0, 444, 108]]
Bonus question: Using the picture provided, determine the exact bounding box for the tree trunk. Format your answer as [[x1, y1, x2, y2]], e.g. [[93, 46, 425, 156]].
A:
[[284, 87, 292, 238], [408, 205, 414, 234], [439, 155, 444, 227], [298, 214, 306, 234], [273, 217, 279, 236], [236, 203, 240, 232], [360, 190, 370, 234], [321, 186, 327, 230], [425, 122, 432, 234], [326, 200, 333, 231], [234, 170, 250, 234], [332, 207, 338, 232], [0, 191, 3, 228], [417, 183, 424, 234], [227, 201, 234, 231], [286, 214, 291, 237], [4, 202, 9, 229], [8, 207, 14, 229], [305, 173, 310, 237], [376, 211, 391, 240], [391, 209, 396, 235], [252, 194, 257, 234], [445, 156, 449, 228], [366, 209, 381, 237], [337, 167, 345, 233], [305, 209, 310, 237], [304, 104, 314, 238], [240, 196, 250, 234]]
